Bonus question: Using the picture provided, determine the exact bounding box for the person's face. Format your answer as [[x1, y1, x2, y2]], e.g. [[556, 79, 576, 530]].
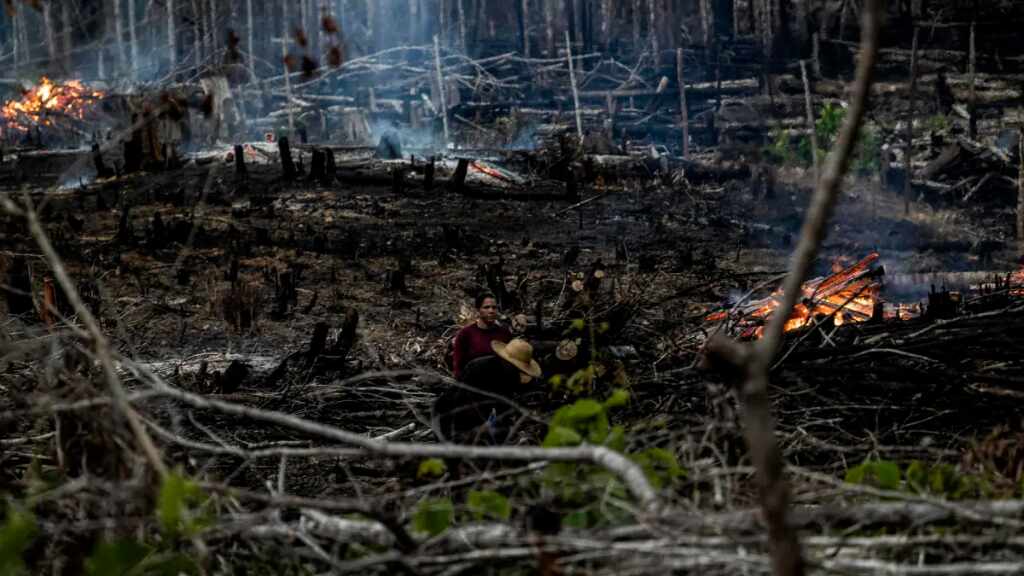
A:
[[478, 298, 499, 324]]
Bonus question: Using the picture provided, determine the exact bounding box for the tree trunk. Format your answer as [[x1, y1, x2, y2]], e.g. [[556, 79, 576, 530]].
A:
[[632, 0, 641, 56], [457, 0, 467, 52], [600, 0, 611, 51], [677, 48, 689, 157], [904, 27, 919, 215], [647, 0, 657, 64], [545, 0, 555, 56], [192, 0, 202, 73], [169, 0, 178, 77], [12, 7, 19, 76], [520, 0, 530, 57], [565, 0, 575, 50], [43, 1, 58, 72], [114, 0, 126, 74], [61, 1, 72, 73], [208, 0, 217, 59], [246, 0, 254, 81], [129, 0, 139, 80], [968, 21, 977, 140], [1018, 128, 1024, 258], [437, 0, 444, 46], [409, 0, 418, 43]]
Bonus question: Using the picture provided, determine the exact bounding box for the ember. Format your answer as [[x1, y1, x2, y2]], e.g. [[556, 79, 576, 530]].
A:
[[0, 77, 104, 138]]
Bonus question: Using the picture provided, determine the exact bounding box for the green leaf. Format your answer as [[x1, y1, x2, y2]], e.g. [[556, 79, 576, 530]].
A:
[[562, 509, 590, 529], [467, 491, 511, 521], [157, 471, 205, 537], [905, 460, 927, 493], [417, 458, 447, 480], [569, 319, 586, 332], [605, 425, 627, 452], [632, 448, 685, 489], [844, 463, 868, 485], [929, 464, 956, 495], [412, 499, 453, 536], [85, 539, 151, 576], [551, 399, 604, 427], [603, 389, 630, 410], [543, 425, 582, 448], [0, 508, 36, 576], [874, 460, 901, 490], [158, 473, 188, 535]]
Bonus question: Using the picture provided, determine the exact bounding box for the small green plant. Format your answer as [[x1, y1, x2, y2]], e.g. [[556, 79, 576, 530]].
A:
[[845, 459, 1000, 500], [417, 458, 447, 480], [158, 471, 213, 538], [412, 498, 454, 536], [0, 507, 37, 576], [925, 114, 950, 133], [853, 125, 881, 175], [466, 490, 511, 521], [816, 101, 846, 147], [764, 128, 795, 165], [844, 459, 902, 490]]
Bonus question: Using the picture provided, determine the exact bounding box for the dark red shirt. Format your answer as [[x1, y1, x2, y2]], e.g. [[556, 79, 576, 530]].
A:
[[452, 322, 512, 380]]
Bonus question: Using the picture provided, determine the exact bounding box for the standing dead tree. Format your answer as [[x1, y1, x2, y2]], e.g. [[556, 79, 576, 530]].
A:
[[703, 1, 883, 576]]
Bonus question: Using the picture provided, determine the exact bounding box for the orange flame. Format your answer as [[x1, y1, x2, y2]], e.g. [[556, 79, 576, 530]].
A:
[[1, 77, 104, 135], [1012, 266, 1024, 297], [709, 253, 886, 339]]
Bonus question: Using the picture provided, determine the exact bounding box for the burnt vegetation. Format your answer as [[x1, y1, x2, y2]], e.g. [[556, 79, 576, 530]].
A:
[[2, 0, 1024, 575]]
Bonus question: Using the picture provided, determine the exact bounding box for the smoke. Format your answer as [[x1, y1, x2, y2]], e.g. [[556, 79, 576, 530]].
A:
[[367, 117, 442, 155]]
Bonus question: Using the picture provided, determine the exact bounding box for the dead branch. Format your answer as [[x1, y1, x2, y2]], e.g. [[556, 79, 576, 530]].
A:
[[702, 1, 884, 575]]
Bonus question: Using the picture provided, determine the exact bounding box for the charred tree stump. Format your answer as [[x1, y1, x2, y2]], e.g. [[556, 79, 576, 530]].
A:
[[278, 136, 296, 181], [234, 144, 247, 181], [123, 130, 143, 174], [330, 308, 360, 368], [308, 321, 330, 359], [92, 143, 113, 179], [392, 166, 407, 194], [309, 148, 326, 184], [216, 360, 250, 394], [385, 269, 407, 292], [4, 256, 34, 317], [149, 211, 167, 250], [322, 148, 337, 186], [116, 205, 133, 245], [566, 165, 579, 200], [424, 156, 436, 189], [450, 158, 470, 193]]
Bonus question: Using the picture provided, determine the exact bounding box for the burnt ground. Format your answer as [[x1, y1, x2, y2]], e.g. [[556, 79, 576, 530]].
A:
[[2, 148, 1024, 575]]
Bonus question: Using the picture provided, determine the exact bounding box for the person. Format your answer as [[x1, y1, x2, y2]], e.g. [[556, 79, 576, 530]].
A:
[[451, 293, 512, 380], [433, 338, 543, 445]]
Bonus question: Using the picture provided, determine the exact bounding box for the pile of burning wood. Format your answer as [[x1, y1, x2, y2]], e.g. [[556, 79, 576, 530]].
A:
[[707, 253, 1024, 340], [0, 77, 105, 145]]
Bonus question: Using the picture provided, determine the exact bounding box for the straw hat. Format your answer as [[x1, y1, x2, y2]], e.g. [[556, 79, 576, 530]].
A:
[[492, 338, 543, 383]]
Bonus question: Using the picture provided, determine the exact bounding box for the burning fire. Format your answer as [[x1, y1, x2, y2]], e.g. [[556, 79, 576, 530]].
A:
[[1, 77, 104, 136], [707, 253, 888, 339], [1012, 266, 1024, 297], [706, 253, 1024, 339]]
